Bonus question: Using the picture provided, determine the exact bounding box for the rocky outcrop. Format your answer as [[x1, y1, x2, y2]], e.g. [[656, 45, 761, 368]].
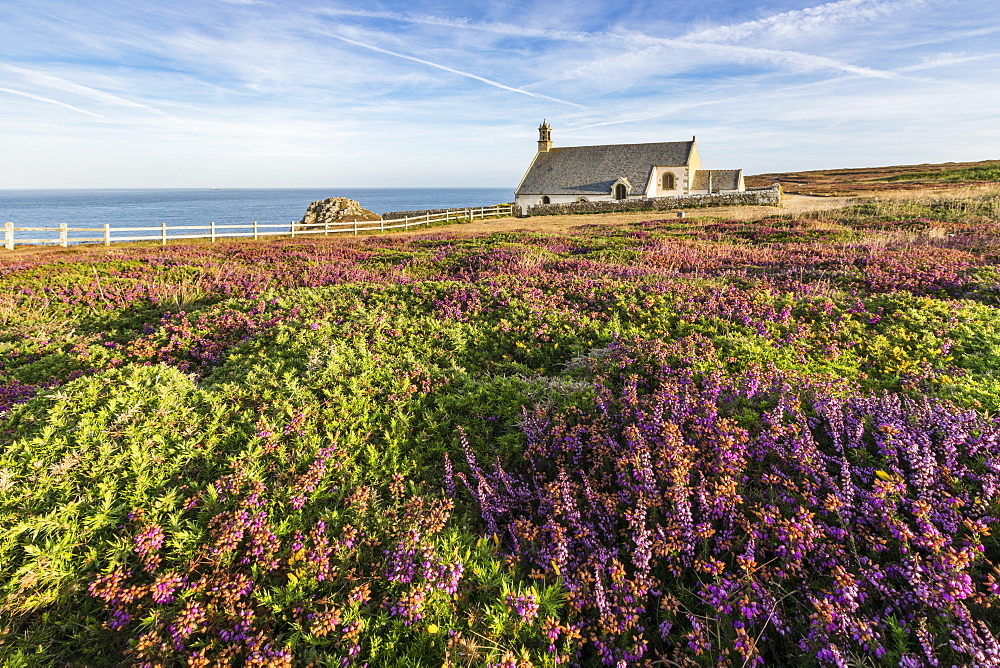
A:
[[298, 198, 381, 227]]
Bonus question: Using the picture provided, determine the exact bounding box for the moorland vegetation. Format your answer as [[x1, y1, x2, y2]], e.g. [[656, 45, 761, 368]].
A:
[[3, 189, 1000, 666], [746, 160, 1000, 196]]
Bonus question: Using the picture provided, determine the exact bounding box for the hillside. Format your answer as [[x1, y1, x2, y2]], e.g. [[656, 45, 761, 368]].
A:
[[746, 159, 1000, 196], [3, 189, 1000, 666]]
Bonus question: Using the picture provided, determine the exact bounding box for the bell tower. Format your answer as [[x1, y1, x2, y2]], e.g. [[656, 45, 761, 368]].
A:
[[537, 120, 552, 153]]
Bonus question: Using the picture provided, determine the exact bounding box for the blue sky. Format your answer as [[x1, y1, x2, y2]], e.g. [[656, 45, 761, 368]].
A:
[[1, 0, 998, 189]]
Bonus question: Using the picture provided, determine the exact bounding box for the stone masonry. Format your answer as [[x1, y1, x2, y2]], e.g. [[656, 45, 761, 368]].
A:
[[524, 185, 781, 217]]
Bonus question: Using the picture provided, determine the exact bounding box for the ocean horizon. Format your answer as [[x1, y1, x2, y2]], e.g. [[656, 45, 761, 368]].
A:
[[0, 187, 513, 244]]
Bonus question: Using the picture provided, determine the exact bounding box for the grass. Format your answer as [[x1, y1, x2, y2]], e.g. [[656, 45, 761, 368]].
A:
[[3, 191, 1000, 666], [746, 160, 1000, 196], [882, 163, 1000, 183]]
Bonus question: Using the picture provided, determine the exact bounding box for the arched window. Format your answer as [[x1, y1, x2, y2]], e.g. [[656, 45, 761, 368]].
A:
[[541, 196, 550, 204], [662, 172, 675, 190], [613, 184, 627, 200], [577, 197, 589, 203]]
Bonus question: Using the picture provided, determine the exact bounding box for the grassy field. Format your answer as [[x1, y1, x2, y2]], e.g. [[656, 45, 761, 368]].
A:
[[3, 189, 1000, 666], [746, 159, 1000, 196]]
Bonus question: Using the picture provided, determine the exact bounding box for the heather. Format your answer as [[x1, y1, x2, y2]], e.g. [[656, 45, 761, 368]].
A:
[[883, 163, 1000, 184], [3, 193, 1000, 666]]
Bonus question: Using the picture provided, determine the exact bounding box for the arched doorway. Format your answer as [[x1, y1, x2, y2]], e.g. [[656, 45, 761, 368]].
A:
[[541, 196, 550, 204], [613, 184, 627, 200]]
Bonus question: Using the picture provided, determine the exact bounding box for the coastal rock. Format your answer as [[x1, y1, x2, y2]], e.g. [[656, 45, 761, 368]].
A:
[[299, 197, 381, 227]]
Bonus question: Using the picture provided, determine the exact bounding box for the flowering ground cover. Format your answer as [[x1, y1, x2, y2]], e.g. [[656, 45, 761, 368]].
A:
[[2, 191, 1000, 666]]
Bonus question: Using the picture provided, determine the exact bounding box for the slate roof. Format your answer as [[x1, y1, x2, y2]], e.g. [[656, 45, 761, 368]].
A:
[[691, 169, 743, 192], [516, 141, 694, 196]]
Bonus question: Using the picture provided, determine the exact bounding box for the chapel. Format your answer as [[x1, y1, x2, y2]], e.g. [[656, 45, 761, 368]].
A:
[[514, 121, 745, 215]]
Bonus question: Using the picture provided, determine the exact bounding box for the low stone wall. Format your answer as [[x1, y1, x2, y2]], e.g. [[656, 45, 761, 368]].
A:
[[382, 204, 513, 220], [524, 186, 781, 217]]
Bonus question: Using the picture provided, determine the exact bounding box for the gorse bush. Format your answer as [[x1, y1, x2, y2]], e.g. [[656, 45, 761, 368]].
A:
[[2, 193, 1000, 666]]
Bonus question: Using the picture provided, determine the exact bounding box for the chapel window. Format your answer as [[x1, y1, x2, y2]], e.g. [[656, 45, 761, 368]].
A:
[[662, 172, 675, 190], [541, 196, 550, 204]]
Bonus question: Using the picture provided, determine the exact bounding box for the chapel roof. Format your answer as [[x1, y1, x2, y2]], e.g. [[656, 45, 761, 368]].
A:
[[515, 141, 695, 196]]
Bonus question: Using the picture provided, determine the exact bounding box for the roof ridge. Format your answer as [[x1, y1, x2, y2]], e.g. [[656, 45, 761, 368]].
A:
[[549, 139, 694, 150]]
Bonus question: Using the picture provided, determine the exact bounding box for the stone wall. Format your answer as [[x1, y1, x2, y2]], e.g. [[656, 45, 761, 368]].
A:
[[382, 204, 514, 220], [523, 185, 781, 217]]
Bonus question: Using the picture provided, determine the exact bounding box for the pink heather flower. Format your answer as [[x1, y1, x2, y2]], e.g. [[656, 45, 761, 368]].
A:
[[506, 592, 539, 620], [134, 522, 166, 571]]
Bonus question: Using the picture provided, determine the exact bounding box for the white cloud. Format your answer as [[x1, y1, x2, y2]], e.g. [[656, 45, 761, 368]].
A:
[[312, 7, 594, 43], [0, 0, 996, 187], [683, 0, 936, 44], [896, 52, 1000, 72], [532, 35, 902, 94]]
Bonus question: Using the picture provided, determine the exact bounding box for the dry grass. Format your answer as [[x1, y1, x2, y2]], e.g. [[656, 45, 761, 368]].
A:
[[746, 160, 1000, 196], [746, 160, 1000, 197], [3, 187, 998, 258]]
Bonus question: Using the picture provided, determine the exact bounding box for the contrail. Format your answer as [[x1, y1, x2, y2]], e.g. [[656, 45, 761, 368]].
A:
[[315, 8, 592, 43], [0, 64, 173, 116], [315, 8, 901, 82], [0, 86, 107, 119], [531, 35, 901, 90], [318, 30, 589, 109]]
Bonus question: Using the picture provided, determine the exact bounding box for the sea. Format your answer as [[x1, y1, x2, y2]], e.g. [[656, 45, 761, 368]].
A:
[[0, 188, 513, 245]]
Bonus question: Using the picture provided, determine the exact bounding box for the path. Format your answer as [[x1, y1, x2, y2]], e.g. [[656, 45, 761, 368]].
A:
[[0, 191, 914, 258], [407, 193, 858, 237]]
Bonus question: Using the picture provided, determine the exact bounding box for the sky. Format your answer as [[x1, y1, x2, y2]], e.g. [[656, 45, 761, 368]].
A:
[[0, 0, 998, 189]]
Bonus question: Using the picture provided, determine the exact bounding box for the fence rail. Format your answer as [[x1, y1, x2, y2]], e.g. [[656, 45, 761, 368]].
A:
[[3, 205, 515, 250]]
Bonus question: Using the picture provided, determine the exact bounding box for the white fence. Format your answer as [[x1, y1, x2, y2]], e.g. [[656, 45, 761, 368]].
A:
[[3, 205, 516, 250]]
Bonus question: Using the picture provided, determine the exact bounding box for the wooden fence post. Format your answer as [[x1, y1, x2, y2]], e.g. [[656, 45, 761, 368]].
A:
[[59, 223, 68, 247], [325, 221, 329, 236], [291, 221, 296, 239], [253, 221, 258, 240], [103, 224, 110, 246], [210, 221, 216, 243], [4, 222, 13, 250], [380, 218, 384, 233], [161, 222, 167, 246], [353, 220, 358, 236]]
